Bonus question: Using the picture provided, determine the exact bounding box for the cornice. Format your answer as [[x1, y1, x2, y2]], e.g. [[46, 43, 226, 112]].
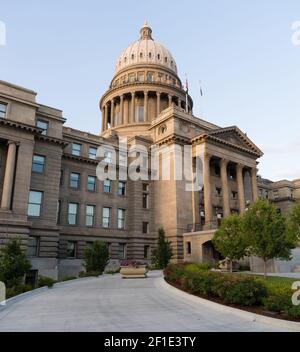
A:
[[0, 117, 41, 133]]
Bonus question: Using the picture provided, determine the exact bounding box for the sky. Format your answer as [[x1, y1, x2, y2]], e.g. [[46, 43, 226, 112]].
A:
[[0, 0, 300, 181]]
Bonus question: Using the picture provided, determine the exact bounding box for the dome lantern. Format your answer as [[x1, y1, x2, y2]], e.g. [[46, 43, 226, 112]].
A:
[[140, 21, 153, 40]]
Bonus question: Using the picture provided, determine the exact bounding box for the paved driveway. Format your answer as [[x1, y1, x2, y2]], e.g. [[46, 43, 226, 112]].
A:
[[0, 271, 291, 332]]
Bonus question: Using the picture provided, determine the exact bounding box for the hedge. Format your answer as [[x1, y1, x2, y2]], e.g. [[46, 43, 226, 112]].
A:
[[164, 264, 300, 318]]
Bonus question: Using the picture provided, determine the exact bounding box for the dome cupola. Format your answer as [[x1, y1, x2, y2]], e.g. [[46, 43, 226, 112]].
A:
[[115, 22, 178, 74]]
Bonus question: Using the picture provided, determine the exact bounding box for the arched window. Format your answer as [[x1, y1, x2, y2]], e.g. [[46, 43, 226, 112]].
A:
[[165, 57, 168, 63], [157, 54, 161, 60], [159, 124, 167, 134], [149, 52, 152, 59], [124, 57, 127, 63], [140, 52, 143, 59], [131, 54, 135, 60]]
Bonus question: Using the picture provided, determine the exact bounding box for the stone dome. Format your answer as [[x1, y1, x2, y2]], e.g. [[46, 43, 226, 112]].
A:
[[115, 22, 178, 74]]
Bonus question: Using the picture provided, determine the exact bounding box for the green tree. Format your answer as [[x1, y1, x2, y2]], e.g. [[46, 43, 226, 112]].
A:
[[243, 199, 294, 278], [152, 228, 173, 269], [83, 241, 109, 274], [213, 214, 248, 272], [0, 238, 31, 288], [287, 202, 300, 243]]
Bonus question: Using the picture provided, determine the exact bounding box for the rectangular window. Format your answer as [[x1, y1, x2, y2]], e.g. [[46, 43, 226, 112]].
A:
[[60, 169, 64, 185], [118, 181, 126, 196], [86, 205, 95, 227], [36, 120, 48, 135], [104, 151, 113, 164], [27, 236, 40, 257], [0, 102, 7, 118], [103, 179, 111, 193], [72, 143, 81, 156], [143, 193, 149, 209], [89, 147, 97, 160], [142, 222, 149, 234], [216, 187, 222, 196], [144, 245, 150, 259], [57, 200, 62, 224], [102, 207, 111, 228], [68, 203, 78, 225], [231, 191, 237, 199], [118, 209, 126, 230], [87, 176, 96, 191], [67, 241, 77, 258], [28, 191, 43, 217], [70, 172, 80, 189], [186, 242, 192, 255], [118, 243, 126, 260], [32, 155, 45, 173]]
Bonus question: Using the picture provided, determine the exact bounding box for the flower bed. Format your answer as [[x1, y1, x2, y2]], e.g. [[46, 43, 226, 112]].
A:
[[164, 264, 300, 321]]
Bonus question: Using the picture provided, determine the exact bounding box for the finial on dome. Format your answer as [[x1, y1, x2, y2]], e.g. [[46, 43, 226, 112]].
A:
[[140, 21, 153, 40]]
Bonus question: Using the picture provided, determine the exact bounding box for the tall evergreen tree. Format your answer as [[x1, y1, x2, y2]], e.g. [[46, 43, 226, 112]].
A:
[[152, 228, 173, 269]]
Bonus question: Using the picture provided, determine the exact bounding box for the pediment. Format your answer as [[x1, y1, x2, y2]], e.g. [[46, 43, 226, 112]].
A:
[[207, 126, 263, 157]]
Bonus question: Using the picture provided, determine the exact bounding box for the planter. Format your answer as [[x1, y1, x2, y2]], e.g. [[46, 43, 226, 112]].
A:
[[120, 265, 147, 279]]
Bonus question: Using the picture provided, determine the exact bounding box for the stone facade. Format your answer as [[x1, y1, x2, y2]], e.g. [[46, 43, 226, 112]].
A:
[[0, 23, 299, 278]]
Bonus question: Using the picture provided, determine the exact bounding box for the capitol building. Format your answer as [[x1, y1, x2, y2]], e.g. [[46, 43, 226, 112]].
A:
[[0, 22, 299, 279]]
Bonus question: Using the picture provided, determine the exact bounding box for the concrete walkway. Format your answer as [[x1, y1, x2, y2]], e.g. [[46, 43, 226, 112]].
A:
[[0, 271, 294, 332]]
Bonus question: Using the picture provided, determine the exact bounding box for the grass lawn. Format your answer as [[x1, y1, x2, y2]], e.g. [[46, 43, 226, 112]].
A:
[[236, 273, 296, 293]]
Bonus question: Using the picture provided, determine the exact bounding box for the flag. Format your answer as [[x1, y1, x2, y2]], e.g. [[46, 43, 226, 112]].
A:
[[199, 80, 203, 97], [185, 74, 189, 92]]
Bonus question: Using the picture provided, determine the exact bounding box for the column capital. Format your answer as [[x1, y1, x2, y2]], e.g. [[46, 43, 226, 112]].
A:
[[236, 163, 244, 172], [7, 140, 19, 146], [120, 94, 124, 100], [220, 158, 229, 167], [156, 91, 161, 97], [131, 91, 136, 97], [144, 90, 149, 96], [203, 152, 212, 161]]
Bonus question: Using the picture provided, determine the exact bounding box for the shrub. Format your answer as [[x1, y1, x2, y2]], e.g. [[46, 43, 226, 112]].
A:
[[222, 278, 268, 306], [184, 263, 211, 273], [262, 287, 294, 313], [83, 241, 109, 274], [38, 276, 56, 288], [0, 238, 31, 288], [6, 284, 32, 299], [79, 271, 102, 278]]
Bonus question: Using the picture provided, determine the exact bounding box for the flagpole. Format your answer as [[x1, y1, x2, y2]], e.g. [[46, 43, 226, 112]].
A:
[[185, 73, 189, 114]]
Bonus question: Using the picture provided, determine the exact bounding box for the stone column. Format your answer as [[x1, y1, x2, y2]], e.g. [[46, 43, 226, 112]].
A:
[[144, 91, 148, 122], [101, 106, 105, 132], [220, 158, 230, 218], [104, 104, 108, 129], [1, 142, 17, 210], [120, 95, 124, 125], [178, 98, 182, 109], [168, 94, 173, 107], [131, 92, 135, 123], [236, 163, 246, 214], [251, 167, 258, 202], [203, 153, 212, 229], [156, 92, 161, 116], [110, 99, 115, 127]]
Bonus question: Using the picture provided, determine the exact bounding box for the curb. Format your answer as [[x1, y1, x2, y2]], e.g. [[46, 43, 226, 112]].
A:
[[0, 276, 100, 312], [158, 277, 300, 332]]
